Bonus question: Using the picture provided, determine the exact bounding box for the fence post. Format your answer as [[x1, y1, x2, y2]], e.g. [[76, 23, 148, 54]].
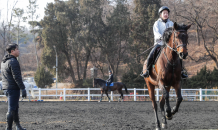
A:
[[134, 88, 136, 101], [39, 88, 41, 100], [156, 88, 159, 101], [200, 88, 202, 101], [63, 88, 66, 101], [88, 88, 90, 101], [111, 91, 113, 101]]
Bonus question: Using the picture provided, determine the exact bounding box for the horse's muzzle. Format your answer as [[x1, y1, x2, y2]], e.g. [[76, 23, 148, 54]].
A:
[[179, 52, 188, 59]]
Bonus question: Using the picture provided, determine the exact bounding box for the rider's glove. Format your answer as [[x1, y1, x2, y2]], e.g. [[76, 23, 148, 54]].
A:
[[21, 89, 27, 98]]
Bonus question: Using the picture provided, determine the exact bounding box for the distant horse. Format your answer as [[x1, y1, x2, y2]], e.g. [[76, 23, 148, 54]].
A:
[[93, 78, 128, 102], [143, 22, 191, 130]]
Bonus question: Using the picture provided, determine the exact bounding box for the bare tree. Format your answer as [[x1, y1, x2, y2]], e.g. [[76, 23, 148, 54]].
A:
[[0, 0, 19, 60], [27, 0, 39, 67], [162, 0, 218, 68]]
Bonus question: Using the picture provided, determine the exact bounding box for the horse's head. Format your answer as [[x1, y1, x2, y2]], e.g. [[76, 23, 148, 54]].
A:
[[172, 22, 191, 59], [93, 78, 97, 88]]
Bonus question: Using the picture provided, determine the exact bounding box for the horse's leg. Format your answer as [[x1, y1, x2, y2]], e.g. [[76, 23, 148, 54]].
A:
[[147, 82, 161, 130], [172, 83, 183, 115], [99, 91, 103, 102], [118, 90, 123, 102], [120, 91, 123, 102], [159, 94, 167, 129], [160, 83, 172, 120], [105, 91, 111, 102]]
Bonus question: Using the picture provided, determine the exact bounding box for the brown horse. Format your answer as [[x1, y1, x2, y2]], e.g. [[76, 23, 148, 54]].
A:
[[93, 78, 128, 102], [143, 22, 191, 130]]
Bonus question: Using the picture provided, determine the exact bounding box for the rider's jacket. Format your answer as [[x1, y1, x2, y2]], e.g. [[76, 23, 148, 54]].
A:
[[153, 18, 174, 45], [107, 74, 113, 83]]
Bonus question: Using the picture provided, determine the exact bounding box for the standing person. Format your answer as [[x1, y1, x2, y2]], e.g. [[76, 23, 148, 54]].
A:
[[141, 6, 188, 78], [1, 43, 27, 130], [106, 70, 113, 92]]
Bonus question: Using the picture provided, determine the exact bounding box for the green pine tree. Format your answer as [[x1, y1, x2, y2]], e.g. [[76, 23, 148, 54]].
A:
[[34, 66, 54, 88], [183, 66, 218, 89]]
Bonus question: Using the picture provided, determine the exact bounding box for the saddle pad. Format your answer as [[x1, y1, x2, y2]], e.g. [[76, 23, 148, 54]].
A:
[[106, 83, 114, 86]]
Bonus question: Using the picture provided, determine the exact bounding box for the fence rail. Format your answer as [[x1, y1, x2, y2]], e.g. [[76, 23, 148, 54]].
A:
[[1, 88, 218, 101]]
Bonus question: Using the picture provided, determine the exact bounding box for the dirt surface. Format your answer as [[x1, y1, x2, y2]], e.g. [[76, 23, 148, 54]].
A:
[[0, 101, 218, 130]]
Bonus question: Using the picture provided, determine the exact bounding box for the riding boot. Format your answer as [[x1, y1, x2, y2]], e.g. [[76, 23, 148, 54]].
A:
[[5, 111, 14, 130], [13, 112, 26, 130], [141, 44, 161, 78], [180, 59, 188, 79]]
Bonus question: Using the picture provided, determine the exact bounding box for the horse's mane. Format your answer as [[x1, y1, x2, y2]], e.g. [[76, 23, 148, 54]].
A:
[[163, 24, 188, 44]]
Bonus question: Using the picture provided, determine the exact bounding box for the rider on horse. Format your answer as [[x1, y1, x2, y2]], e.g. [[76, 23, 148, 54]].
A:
[[141, 6, 188, 79], [106, 70, 113, 92]]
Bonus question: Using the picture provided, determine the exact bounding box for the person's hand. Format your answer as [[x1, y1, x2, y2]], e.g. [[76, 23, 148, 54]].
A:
[[4, 90, 8, 97], [21, 89, 27, 98], [159, 37, 163, 41]]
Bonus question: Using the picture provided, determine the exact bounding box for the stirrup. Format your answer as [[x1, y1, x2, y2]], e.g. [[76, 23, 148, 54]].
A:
[[181, 69, 188, 79], [181, 73, 188, 79]]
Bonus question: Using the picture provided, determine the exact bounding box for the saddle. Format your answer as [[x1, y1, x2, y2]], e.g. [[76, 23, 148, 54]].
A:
[[153, 47, 162, 65], [151, 47, 163, 75]]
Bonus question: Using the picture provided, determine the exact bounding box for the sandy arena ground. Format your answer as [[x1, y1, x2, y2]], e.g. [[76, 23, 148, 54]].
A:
[[0, 101, 218, 130]]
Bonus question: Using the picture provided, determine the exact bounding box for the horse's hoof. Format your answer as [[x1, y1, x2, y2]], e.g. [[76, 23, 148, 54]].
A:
[[162, 123, 167, 129], [98, 100, 101, 102], [166, 115, 173, 120], [155, 127, 161, 130], [171, 106, 177, 115], [109, 100, 111, 102]]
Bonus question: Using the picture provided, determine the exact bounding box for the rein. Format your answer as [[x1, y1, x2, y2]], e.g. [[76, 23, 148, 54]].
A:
[[137, 45, 156, 57]]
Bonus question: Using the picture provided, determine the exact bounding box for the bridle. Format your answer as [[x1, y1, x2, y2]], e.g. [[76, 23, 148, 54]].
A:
[[163, 29, 188, 86], [165, 29, 188, 55]]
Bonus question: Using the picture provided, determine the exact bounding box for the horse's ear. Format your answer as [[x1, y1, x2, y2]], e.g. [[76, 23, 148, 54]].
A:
[[173, 22, 178, 30], [186, 24, 191, 30]]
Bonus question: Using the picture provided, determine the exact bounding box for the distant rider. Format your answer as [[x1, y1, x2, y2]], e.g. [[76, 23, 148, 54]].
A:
[[106, 70, 113, 92]]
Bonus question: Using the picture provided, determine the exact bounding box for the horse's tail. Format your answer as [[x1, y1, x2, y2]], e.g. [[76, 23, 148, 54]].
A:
[[123, 84, 129, 94]]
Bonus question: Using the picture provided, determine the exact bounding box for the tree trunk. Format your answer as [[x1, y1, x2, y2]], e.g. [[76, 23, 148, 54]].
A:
[[74, 52, 81, 80], [196, 26, 200, 46], [63, 50, 76, 83], [33, 34, 39, 67], [83, 50, 91, 79]]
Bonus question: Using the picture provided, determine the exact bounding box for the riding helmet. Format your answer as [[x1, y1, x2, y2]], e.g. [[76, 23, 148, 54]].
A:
[[158, 6, 170, 15]]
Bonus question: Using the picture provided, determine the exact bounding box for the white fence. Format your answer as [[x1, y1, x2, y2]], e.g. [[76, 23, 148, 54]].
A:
[[1, 88, 218, 101]]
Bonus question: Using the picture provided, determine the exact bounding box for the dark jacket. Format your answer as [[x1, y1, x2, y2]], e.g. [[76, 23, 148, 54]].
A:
[[1, 54, 25, 90], [106, 74, 113, 83]]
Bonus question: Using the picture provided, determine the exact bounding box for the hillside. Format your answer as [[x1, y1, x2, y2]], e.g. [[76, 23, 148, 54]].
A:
[[184, 37, 218, 77]]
